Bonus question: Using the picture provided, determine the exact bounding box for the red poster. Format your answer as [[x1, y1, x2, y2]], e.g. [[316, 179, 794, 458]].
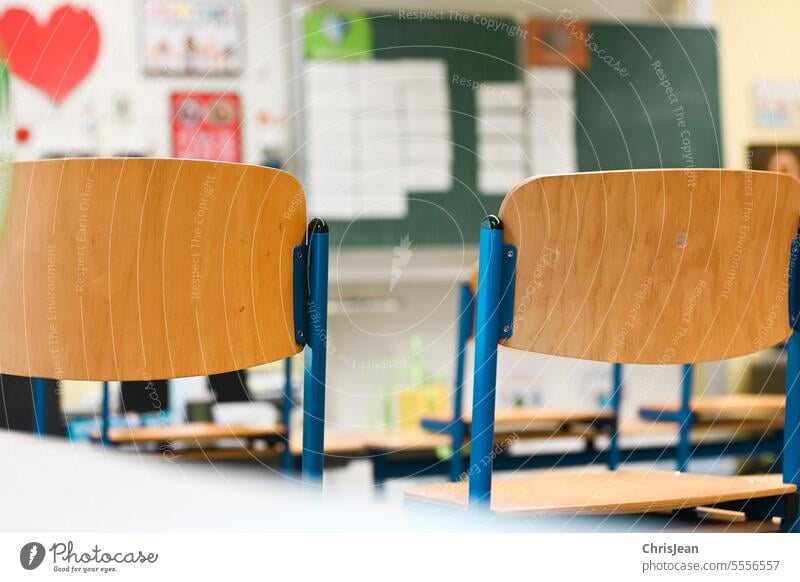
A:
[[171, 92, 242, 162]]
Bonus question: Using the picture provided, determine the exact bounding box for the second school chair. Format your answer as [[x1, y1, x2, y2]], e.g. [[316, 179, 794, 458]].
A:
[[407, 169, 800, 532], [639, 364, 785, 472], [1, 158, 329, 482], [422, 277, 622, 482]]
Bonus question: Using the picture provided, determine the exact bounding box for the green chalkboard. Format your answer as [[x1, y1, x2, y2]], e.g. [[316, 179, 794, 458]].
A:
[[322, 19, 721, 247], [327, 14, 519, 248], [575, 24, 721, 171]]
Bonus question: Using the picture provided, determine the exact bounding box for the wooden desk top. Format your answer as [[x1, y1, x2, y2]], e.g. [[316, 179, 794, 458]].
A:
[[364, 428, 452, 452], [423, 407, 613, 434], [640, 394, 785, 421], [95, 422, 283, 445], [180, 429, 450, 457], [288, 432, 370, 456], [177, 431, 370, 460], [405, 471, 795, 517]]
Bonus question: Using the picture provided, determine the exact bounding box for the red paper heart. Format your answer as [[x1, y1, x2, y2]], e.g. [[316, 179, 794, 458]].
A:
[[0, 6, 100, 103]]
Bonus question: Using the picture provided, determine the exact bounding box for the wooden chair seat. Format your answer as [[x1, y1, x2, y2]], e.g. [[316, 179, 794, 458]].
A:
[[424, 407, 613, 435], [94, 422, 283, 445], [640, 394, 785, 424], [365, 428, 452, 452], [405, 471, 795, 516]]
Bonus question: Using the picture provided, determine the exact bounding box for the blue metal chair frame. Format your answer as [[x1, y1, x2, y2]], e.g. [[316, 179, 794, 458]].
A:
[[467, 213, 800, 531], [32, 378, 48, 436], [297, 218, 330, 483], [422, 279, 624, 482], [638, 364, 697, 472]]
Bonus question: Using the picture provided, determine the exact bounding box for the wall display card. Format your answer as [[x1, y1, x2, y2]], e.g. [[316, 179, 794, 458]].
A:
[[402, 59, 449, 109], [142, 0, 244, 76], [476, 82, 528, 195], [527, 67, 577, 176], [305, 10, 373, 60], [753, 81, 800, 128], [171, 92, 242, 162], [476, 82, 524, 109], [528, 67, 575, 94], [305, 57, 452, 220]]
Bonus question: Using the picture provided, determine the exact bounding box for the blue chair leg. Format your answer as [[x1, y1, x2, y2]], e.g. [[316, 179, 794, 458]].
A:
[[676, 363, 694, 472], [33, 378, 47, 436], [282, 357, 294, 474], [468, 216, 504, 506], [607, 363, 623, 470], [781, 234, 800, 533], [100, 381, 110, 445], [302, 219, 329, 483], [782, 329, 800, 532], [449, 282, 474, 482]]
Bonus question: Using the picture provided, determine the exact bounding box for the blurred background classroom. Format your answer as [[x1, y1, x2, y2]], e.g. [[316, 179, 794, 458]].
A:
[[0, 0, 796, 498]]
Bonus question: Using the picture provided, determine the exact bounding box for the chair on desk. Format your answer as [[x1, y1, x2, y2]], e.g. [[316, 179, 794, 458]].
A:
[[638, 366, 785, 471], [421, 273, 623, 482], [0, 158, 330, 483], [406, 169, 800, 532]]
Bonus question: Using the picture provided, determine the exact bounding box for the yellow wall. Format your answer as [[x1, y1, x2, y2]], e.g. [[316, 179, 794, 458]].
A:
[[717, 0, 800, 168], [713, 0, 800, 391]]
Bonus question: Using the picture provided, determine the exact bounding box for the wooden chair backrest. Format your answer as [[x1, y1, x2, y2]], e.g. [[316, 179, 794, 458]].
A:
[[498, 169, 800, 364], [0, 158, 306, 381]]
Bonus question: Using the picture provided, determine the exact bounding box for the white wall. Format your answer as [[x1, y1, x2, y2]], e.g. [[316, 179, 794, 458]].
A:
[[9, 0, 290, 162]]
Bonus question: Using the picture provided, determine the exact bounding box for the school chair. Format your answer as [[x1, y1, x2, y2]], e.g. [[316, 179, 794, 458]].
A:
[[406, 169, 800, 532], [639, 366, 784, 471], [93, 369, 282, 461], [0, 158, 329, 483], [420, 276, 622, 482]]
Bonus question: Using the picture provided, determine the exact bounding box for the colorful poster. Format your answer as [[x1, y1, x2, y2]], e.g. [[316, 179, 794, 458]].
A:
[[527, 19, 590, 69], [305, 10, 372, 60], [753, 81, 800, 128], [142, 0, 243, 76], [171, 92, 242, 162]]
